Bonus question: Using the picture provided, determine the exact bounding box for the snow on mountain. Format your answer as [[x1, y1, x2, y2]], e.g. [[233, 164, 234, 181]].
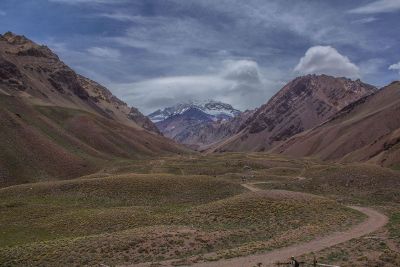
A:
[[148, 100, 241, 122]]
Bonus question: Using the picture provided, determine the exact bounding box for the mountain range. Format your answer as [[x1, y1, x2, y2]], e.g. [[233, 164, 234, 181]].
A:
[[148, 100, 241, 122], [151, 75, 378, 154], [2, 31, 400, 184]]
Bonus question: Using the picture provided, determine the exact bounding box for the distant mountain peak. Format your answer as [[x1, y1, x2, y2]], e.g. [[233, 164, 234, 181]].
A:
[[148, 100, 241, 123]]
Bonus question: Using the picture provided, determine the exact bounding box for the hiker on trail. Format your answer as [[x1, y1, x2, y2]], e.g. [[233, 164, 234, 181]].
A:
[[291, 256, 300, 267]]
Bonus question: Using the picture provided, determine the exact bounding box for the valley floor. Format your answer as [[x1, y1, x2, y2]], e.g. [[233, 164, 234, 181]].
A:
[[1, 153, 399, 266]]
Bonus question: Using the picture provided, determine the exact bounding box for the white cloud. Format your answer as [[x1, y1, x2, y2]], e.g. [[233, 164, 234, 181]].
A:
[[294, 46, 360, 79], [95, 12, 137, 21], [349, 0, 400, 14], [87, 47, 121, 60], [222, 60, 261, 83], [389, 62, 400, 74], [352, 17, 378, 24], [110, 60, 280, 114]]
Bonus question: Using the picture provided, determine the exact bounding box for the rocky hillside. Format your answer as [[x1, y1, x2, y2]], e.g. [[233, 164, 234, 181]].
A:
[[212, 74, 377, 152], [273, 81, 400, 168], [156, 107, 253, 150], [77, 75, 160, 134], [0, 32, 185, 187], [0, 31, 159, 133]]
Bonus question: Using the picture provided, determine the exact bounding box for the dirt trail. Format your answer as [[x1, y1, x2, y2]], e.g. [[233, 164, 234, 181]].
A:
[[240, 182, 265, 192], [133, 183, 388, 267], [191, 184, 388, 267]]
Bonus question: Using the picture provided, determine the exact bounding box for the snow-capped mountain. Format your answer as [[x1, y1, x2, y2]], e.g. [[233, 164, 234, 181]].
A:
[[148, 100, 241, 122], [147, 100, 246, 150]]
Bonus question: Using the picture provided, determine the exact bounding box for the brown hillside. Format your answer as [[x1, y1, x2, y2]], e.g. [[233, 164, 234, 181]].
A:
[[212, 75, 376, 152], [273, 81, 400, 168]]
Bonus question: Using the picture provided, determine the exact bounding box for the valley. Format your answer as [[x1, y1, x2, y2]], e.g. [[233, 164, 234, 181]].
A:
[[1, 153, 400, 266]]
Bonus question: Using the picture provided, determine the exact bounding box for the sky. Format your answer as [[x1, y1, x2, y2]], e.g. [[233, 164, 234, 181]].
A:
[[0, 0, 400, 114]]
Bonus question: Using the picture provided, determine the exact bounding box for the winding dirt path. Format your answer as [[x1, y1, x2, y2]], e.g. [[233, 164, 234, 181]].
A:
[[133, 183, 388, 267], [191, 184, 388, 267], [192, 206, 387, 267]]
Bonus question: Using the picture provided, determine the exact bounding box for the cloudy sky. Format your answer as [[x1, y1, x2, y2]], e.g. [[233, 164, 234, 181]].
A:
[[1, 0, 400, 113]]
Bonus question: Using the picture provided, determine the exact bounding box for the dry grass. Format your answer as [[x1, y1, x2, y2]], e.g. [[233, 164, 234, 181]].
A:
[[0, 174, 243, 247], [257, 163, 400, 205], [0, 153, 366, 266]]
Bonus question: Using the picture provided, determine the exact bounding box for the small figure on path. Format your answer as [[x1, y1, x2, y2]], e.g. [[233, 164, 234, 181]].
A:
[[290, 256, 300, 267]]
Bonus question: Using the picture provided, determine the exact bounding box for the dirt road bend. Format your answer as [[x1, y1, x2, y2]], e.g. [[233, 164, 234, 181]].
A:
[[191, 184, 388, 267]]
